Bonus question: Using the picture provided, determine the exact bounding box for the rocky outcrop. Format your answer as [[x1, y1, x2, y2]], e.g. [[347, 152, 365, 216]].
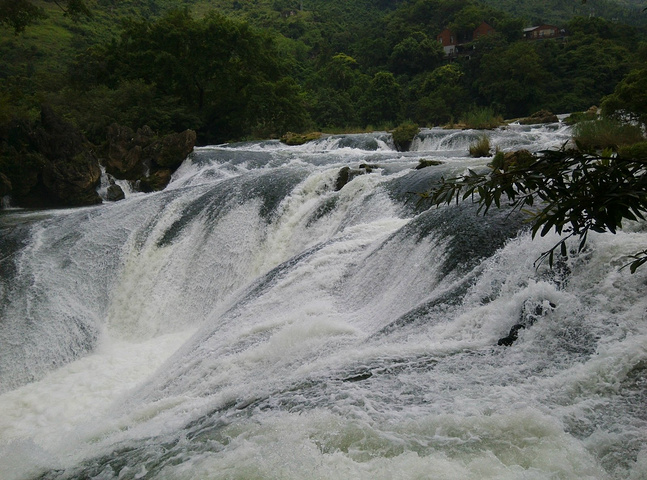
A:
[[0, 105, 102, 207], [519, 110, 559, 125], [41, 151, 102, 206], [280, 131, 323, 146], [334, 163, 380, 191], [106, 183, 125, 202], [102, 124, 196, 191], [0, 106, 197, 209], [335, 166, 353, 191], [0, 172, 11, 197]]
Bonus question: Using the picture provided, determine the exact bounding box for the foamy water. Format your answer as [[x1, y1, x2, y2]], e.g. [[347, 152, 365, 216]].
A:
[[1, 122, 645, 479]]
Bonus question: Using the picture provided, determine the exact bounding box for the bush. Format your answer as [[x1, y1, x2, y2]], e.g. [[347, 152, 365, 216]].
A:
[[564, 106, 599, 125], [573, 117, 644, 150], [618, 141, 647, 161], [392, 121, 419, 151]]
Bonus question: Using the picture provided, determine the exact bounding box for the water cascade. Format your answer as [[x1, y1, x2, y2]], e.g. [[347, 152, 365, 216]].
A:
[[1, 123, 646, 480]]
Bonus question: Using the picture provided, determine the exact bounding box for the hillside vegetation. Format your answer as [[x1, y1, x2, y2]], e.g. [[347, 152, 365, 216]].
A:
[[1, 1, 646, 197]]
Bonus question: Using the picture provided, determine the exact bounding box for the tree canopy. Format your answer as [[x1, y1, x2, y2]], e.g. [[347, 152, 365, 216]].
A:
[[0, 0, 90, 32], [1, 0, 646, 139]]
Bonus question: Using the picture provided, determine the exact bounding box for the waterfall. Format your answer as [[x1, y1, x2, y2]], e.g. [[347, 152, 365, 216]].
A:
[[1, 120, 646, 480]]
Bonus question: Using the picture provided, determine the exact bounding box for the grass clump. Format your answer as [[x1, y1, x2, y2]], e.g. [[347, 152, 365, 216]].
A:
[[461, 107, 504, 130], [469, 135, 492, 157], [573, 117, 644, 150]]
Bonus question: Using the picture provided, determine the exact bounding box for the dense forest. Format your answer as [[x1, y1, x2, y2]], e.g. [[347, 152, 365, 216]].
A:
[[1, 0, 646, 206]]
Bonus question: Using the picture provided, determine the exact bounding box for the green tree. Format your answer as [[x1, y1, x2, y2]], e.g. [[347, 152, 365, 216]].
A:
[[475, 41, 549, 118], [601, 67, 647, 129], [389, 32, 444, 75], [408, 64, 470, 125], [0, 0, 90, 32], [360, 71, 402, 126], [81, 10, 308, 143]]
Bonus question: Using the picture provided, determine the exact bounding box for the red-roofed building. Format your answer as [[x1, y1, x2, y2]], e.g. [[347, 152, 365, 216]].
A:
[[437, 21, 496, 57]]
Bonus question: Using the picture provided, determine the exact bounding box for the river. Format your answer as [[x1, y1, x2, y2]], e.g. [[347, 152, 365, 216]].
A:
[[1, 122, 646, 479]]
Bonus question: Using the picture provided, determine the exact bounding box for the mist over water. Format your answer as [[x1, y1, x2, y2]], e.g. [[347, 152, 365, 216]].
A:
[[1, 123, 646, 480]]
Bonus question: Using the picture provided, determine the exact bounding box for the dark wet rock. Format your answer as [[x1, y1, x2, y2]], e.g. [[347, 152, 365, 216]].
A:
[[153, 130, 197, 169], [106, 184, 125, 202], [335, 166, 351, 191], [334, 165, 371, 191], [498, 300, 556, 346], [139, 169, 173, 193], [415, 159, 444, 170], [498, 324, 526, 346], [41, 151, 102, 206], [103, 124, 147, 179], [359, 163, 379, 173]]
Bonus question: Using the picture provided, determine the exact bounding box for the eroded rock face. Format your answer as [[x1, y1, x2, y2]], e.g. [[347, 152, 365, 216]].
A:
[[0, 107, 197, 209], [0, 105, 102, 207], [41, 151, 102, 206], [102, 124, 196, 191]]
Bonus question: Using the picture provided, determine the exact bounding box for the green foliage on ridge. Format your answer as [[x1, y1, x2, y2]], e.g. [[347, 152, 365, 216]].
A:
[[1, 0, 646, 144]]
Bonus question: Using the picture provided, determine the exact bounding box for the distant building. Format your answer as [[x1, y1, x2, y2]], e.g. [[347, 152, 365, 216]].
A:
[[523, 25, 562, 40], [437, 21, 496, 57]]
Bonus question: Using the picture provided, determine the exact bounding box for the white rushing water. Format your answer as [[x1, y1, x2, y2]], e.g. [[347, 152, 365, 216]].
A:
[[1, 123, 646, 480]]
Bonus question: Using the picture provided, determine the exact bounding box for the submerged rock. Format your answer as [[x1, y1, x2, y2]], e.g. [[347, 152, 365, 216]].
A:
[[498, 324, 526, 346], [498, 299, 556, 346]]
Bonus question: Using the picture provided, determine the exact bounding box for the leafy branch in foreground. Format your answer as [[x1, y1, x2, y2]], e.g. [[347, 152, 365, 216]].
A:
[[417, 146, 647, 272]]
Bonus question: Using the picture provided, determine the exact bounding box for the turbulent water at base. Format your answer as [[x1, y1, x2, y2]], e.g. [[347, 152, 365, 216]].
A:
[[1, 123, 646, 480]]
